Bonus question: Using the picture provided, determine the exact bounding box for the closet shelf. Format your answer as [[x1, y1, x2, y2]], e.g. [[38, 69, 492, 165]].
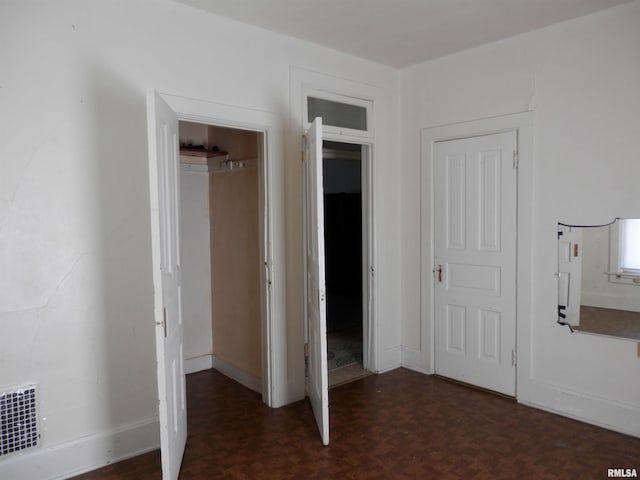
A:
[[180, 147, 228, 158]]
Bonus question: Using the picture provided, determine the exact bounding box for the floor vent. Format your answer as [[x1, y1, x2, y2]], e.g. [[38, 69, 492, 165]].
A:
[[0, 384, 39, 457]]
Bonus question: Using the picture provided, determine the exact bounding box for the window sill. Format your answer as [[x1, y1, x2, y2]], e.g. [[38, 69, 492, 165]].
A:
[[607, 272, 640, 285]]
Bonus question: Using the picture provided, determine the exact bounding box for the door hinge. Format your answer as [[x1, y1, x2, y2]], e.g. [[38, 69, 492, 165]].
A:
[[162, 307, 167, 338], [264, 261, 272, 288], [511, 349, 517, 367], [513, 150, 519, 170], [304, 343, 309, 378]]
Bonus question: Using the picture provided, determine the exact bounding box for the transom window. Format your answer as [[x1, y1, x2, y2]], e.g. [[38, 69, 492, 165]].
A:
[[303, 88, 373, 139], [307, 97, 367, 131]]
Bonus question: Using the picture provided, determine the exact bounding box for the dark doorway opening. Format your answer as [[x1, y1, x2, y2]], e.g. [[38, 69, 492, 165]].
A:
[[322, 141, 366, 386]]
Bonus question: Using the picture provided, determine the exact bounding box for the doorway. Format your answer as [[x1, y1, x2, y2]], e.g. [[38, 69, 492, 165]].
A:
[[322, 141, 370, 387], [433, 131, 517, 396], [179, 120, 267, 397], [148, 91, 287, 478]]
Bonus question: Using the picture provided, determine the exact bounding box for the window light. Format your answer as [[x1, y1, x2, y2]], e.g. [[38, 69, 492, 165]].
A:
[[621, 218, 640, 272]]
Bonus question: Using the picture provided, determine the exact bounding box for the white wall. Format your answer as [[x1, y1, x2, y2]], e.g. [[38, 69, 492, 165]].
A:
[[400, 1, 640, 436], [0, 0, 401, 477]]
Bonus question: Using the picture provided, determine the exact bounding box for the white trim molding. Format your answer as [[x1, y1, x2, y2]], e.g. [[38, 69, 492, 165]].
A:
[[212, 357, 262, 394], [289, 66, 389, 394], [0, 418, 159, 480], [185, 354, 214, 374], [521, 379, 640, 438]]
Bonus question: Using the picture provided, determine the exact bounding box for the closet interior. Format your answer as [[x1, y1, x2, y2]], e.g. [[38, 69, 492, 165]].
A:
[[179, 121, 263, 393]]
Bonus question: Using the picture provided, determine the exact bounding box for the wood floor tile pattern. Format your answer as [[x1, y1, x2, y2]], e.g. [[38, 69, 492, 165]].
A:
[[73, 368, 639, 479]]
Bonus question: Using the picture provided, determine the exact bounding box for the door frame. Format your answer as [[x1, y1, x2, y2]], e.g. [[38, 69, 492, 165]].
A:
[[420, 111, 534, 398], [159, 92, 285, 407], [319, 138, 375, 371], [301, 135, 375, 378], [291, 67, 380, 376]]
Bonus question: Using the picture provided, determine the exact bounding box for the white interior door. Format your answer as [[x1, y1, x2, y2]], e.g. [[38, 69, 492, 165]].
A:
[[146, 89, 187, 479], [434, 131, 517, 396], [304, 117, 329, 446], [557, 225, 582, 327]]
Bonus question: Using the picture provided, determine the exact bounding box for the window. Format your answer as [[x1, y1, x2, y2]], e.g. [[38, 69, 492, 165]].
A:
[[620, 219, 640, 273], [609, 218, 640, 284], [307, 97, 367, 131], [302, 88, 373, 139]]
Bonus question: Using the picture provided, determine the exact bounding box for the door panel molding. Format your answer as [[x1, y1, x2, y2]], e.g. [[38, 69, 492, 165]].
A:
[[433, 131, 517, 395]]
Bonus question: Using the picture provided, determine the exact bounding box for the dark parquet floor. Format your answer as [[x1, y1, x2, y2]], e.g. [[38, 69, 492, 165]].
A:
[[73, 368, 639, 479]]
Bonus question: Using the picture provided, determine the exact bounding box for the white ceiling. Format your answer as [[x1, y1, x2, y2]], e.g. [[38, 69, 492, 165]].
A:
[[175, 0, 630, 68]]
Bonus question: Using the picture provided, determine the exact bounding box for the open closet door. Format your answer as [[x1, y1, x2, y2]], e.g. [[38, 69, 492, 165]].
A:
[[304, 117, 329, 446], [146, 89, 187, 479]]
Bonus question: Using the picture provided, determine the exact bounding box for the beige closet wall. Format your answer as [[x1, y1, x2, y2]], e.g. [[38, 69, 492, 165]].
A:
[[209, 128, 262, 379], [208, 125, 258, 161]]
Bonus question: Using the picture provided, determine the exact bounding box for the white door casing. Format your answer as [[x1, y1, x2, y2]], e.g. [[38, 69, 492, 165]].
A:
[[304, 117, 330, 446], [159, 93, 281, 407], [434, 131, 517, 396], [291, 67, 382, 377], [146, 89, 187, 479]]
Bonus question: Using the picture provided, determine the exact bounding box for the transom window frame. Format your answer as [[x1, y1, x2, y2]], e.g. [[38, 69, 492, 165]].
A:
[[302, 87, 374, 140]]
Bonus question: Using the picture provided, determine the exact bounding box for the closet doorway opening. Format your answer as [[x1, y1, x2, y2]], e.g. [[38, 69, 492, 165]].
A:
[[323, 140, 372, 388], [179, 120, 268, 399]]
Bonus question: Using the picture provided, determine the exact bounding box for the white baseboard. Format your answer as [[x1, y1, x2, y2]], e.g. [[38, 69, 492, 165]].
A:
[[374, 345, 402, 373], [0, 417, 159, 480], [398, 347, 640, 439], [212, 357, 262, 394], [520, 379, 640, 439], [400, 346, 431, 374], [185, 354, 213, 374]]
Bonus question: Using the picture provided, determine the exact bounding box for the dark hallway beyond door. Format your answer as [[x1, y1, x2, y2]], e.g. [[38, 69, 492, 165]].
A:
[[323, 142, 365, 386]]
